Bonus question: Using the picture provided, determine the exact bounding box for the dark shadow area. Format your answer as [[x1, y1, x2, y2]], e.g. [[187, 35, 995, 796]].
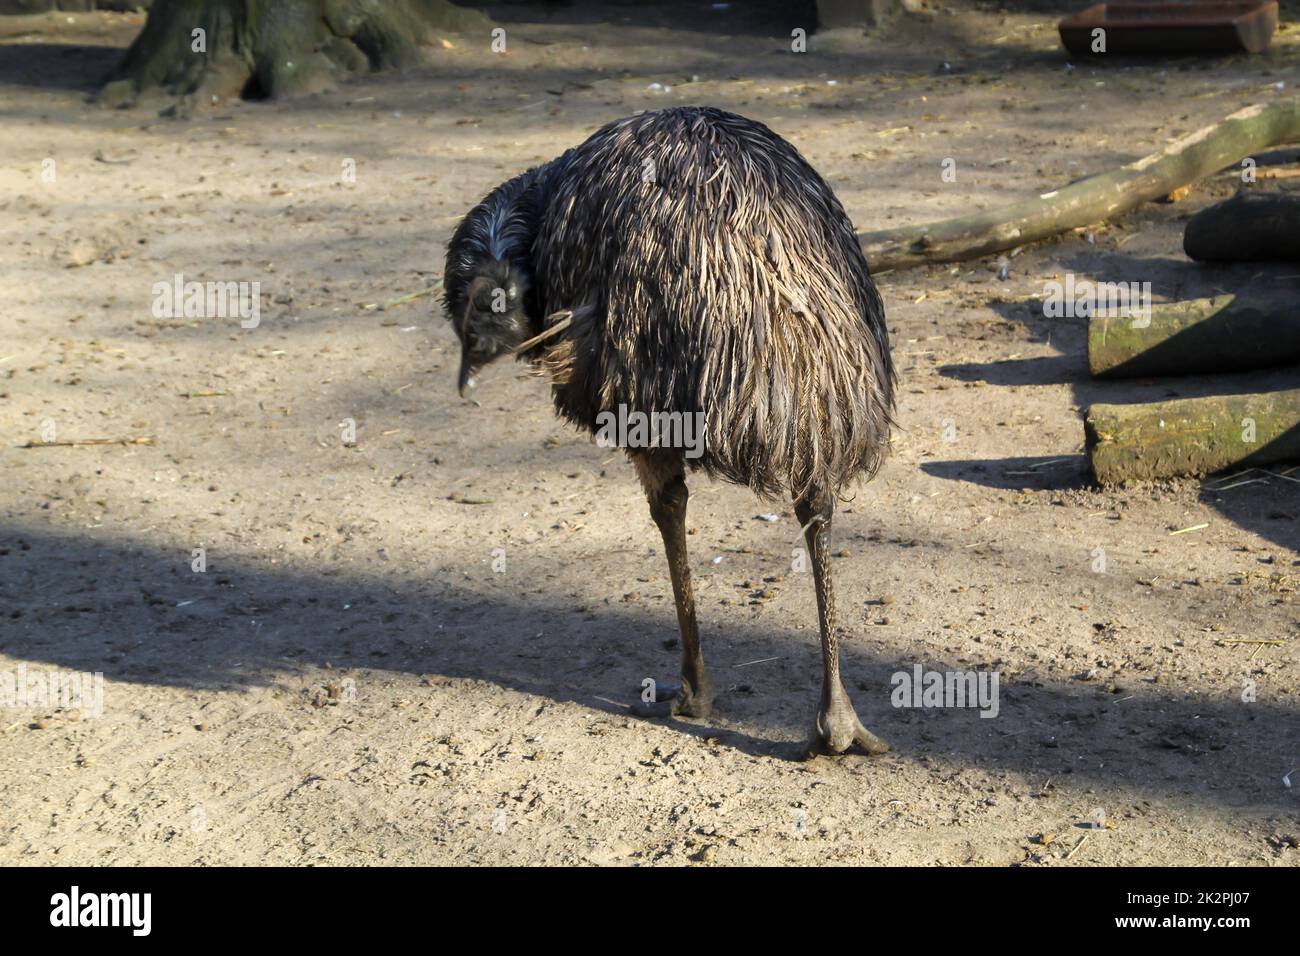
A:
[[1251, 145, 1300, 168], [0, 40, 119, 92], [1055, 249, 1300, 304], [921, 453, 1091, 489], [941, 351, 1082, 388], [1199, 458, 1300, 548], [1, 520, 1296, 812], [1223, 422, 1300, 478], [943, 340, 1298, 404], [464, 0, 819, 35], [983, 0, 1300, 14]]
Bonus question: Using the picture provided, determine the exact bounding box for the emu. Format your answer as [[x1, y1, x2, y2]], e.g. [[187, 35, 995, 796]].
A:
[[443, 107, 895, 758]]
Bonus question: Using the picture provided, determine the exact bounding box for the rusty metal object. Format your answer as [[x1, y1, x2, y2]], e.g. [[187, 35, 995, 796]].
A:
[[1060, 2, 1279, 56]]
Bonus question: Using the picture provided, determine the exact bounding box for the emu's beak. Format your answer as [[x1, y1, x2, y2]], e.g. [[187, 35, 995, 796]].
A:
[[457, 352, 479, 398]]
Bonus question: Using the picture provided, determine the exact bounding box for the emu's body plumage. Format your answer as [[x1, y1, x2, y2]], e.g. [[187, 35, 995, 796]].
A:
[[445, 106, 894, 499], [443, 107, 896, 757]]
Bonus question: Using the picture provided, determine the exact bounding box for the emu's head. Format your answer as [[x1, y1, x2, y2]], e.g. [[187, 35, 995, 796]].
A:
[[447, 258, 533, 398]]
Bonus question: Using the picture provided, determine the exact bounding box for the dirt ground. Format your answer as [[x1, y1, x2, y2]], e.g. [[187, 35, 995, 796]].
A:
[[1, 2, 1298, 866]]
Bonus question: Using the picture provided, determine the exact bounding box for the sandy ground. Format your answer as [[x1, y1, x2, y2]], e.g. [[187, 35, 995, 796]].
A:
[[1, 2, 1298, 866]]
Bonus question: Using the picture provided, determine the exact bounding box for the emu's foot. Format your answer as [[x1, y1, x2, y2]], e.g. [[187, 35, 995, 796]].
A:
[[630, 679, 713, 720], [803, 693, 890, 759]]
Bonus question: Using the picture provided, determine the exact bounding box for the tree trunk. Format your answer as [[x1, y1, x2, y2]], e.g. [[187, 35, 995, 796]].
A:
[[1184, 191, 1300, 261], [1088, 294, 1300, 378], [99, 0, 491, 107], [1085, 389, 1300, 485], [858, 101, 1300, 272]]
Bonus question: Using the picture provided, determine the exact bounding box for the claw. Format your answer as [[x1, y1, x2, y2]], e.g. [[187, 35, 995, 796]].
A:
[[853, 720, 891, 755], [803, 730, 890, 759]]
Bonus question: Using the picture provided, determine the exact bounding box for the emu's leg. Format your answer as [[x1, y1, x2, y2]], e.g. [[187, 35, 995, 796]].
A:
[[630, 452, 712, 719], [795, 489, 890, 758]]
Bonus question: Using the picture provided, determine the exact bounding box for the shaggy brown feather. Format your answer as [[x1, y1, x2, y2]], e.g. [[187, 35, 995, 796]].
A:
[[446, 106, 895, 501]]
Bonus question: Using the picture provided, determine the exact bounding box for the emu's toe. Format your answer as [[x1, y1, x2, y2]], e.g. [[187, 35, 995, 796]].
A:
[[803, 702, 890, 759]]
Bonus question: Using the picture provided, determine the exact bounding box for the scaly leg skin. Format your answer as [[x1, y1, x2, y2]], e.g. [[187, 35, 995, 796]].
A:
[[796, 490, 890, 759], [630, 452, 713, 720]]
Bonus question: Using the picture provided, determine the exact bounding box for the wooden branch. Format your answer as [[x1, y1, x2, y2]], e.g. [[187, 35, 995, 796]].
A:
[[1088, 294, 1300, 378], [1085, 388, 1300, 485], [19, 436, 155, 448], [858, 101, 1300, 272], [1184, 191, 1300, 261], [380, 279, 444, 311]]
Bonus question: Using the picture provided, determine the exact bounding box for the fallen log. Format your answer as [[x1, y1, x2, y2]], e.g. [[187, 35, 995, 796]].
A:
[[858, 100, 1300, 272], [1184, 191, 1300, 261], [1088, 294, 1300, 378], [1086, 388, 1300, 484]]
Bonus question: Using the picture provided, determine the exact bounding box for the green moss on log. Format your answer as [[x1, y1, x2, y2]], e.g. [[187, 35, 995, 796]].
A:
[[1088, 294, 1300, 378], [1086, 389, 1300, 485]]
